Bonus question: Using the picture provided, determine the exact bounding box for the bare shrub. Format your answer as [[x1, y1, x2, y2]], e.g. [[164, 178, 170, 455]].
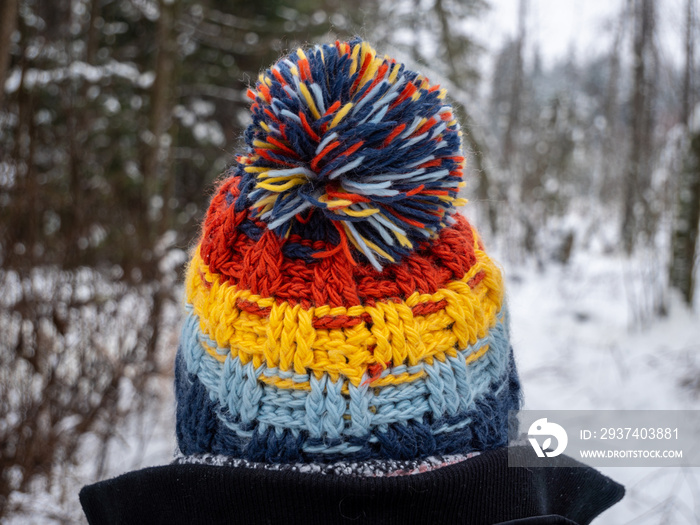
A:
[[0, 266, 180, 520]]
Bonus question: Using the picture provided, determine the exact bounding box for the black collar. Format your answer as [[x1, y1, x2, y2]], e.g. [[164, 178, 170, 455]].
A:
[[80, 446, 624, 525]]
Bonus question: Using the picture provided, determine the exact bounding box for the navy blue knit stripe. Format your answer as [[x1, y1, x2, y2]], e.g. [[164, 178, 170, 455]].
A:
[[175, 347, 521, 463]]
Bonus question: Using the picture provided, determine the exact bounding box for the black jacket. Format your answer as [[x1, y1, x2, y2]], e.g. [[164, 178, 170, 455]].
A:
[[80, 446, 624, 525]]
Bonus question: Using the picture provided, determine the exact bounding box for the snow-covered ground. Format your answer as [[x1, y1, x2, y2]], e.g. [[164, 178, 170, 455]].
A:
[[502, 244, 700, 524]]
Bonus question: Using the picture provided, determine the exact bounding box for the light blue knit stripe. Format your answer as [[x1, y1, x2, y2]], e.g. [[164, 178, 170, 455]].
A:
[[179, 307, 511, 445]]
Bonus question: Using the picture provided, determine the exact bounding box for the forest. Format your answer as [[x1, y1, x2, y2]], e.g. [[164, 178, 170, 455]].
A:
[[0, 0, 699, 522]]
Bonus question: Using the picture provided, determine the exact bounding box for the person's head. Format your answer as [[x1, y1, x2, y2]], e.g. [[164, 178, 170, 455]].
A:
[[175, 39, 521, 463]]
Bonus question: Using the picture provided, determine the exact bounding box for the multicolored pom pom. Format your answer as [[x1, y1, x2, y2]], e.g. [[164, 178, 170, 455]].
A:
[[240, 39, 467, 270]]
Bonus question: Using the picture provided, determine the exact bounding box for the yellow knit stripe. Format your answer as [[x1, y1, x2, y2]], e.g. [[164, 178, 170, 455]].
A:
[[205, 337, 491, 392], [186, 233, 503, 387], [256, 368, 429, 393], [186, 262, 502, 385], [204, 337, 491, 392], [259, 372, 425, 396]]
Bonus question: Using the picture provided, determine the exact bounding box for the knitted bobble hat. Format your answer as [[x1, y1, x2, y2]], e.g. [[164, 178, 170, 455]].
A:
[[176, 39, 522, 464]]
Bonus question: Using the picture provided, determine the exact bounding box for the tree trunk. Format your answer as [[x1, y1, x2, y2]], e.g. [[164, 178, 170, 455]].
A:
[[669, 0, 698, 307], [621, 0, 655, 254], [143, 0, 177, 246], [502, 0, 526, 169], [599, 2, 627, 202], [0, 0, 18, 110], [681, 0, 694, 127], [433, 0, 498, 233], [670, 134, 700, 306], [86, 0, 101, 65], [64, 0, 102, 266]]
